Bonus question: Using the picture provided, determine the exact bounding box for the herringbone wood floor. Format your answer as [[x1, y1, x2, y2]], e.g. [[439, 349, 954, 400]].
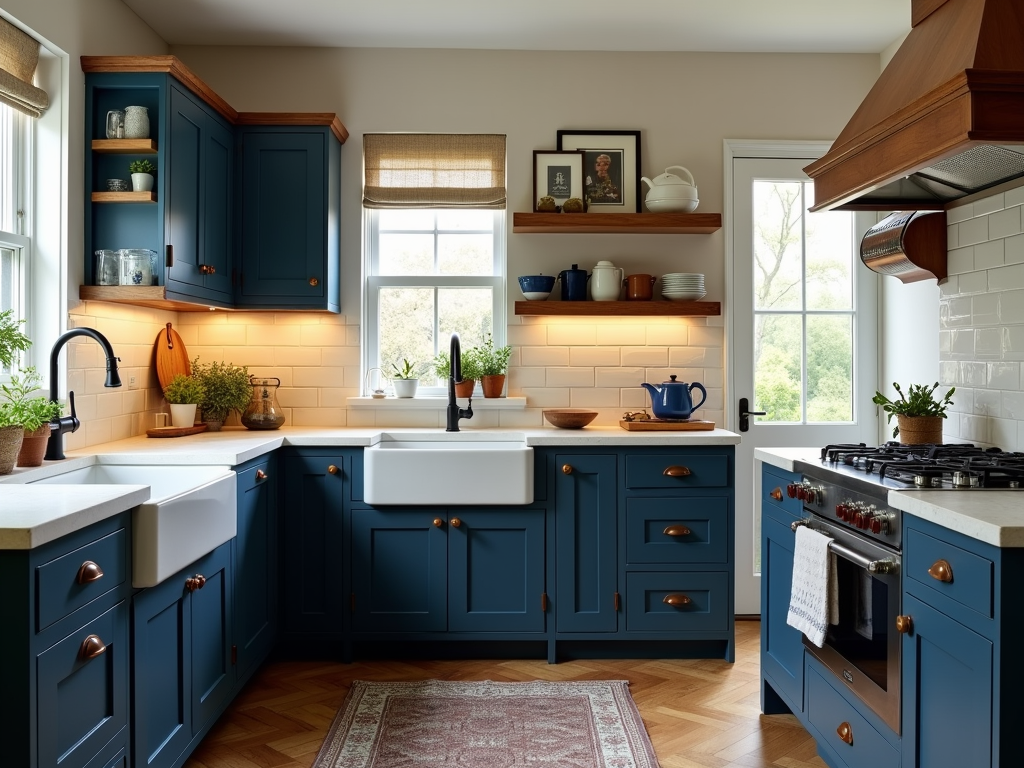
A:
[[185, 620, 825, 768]]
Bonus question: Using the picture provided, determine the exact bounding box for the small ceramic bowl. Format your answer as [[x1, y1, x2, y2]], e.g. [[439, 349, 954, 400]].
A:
[[521, 291, 550, 301], [106, 178, 130, 192], [543, 409, 599, 429], [518, 275, 556, 299]]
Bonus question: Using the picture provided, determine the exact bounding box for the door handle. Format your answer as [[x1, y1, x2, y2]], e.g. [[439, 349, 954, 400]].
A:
[[738, 397, 766, 432]]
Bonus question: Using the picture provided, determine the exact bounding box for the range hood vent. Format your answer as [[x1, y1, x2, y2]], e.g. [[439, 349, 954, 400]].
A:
[[860, 210, 948, 283], [805, 0, 1024, 212]]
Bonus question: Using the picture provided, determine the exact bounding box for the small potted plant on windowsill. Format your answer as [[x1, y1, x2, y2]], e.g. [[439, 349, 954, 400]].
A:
[[391, 358, 420, 398], [163, 373, 205, 429], [1, 367, 64, 467], [473, 335, 512, 398], [433, 348, 482, 398], [129, 158, 155, 192], [872, 381, 955, 445], [191, 358, 251, 431], [0, 309, 34, 474]]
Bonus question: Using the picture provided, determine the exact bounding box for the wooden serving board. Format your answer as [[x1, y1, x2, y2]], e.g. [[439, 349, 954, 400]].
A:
[[619, 419, 715, 431], [154, 322, 191, 391], [146, 425, 208, 438]]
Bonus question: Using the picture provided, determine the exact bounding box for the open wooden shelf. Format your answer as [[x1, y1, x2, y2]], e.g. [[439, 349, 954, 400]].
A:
[[91, 139, 158, 154], [514, 300, 720, 317], [91, 191, 156, 203], [512, 212, 722, 234], [79, 285, 230, 312]]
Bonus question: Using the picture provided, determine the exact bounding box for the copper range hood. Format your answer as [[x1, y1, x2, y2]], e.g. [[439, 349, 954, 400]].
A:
[[805, 0, 1024, 212]]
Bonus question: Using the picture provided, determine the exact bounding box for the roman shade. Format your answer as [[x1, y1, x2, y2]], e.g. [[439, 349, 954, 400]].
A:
[[0, 17, 48, 118], [363, 133, 506, 209]]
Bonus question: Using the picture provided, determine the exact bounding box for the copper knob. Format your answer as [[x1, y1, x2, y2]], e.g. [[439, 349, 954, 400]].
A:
[[836, 722, 853, 745], [255, 469, 268, 481], [185, 574, 207, 592], [327, 464, 340, 475], [770, 487, 783, 501], [896, 615, 913, 634], [927, 559, 953, 583], [78, 634, 107, 661], [76, 561, 104, 584], [309, 277, 319, 286], [199, 264, 215, 275], [433, 518, 444, 528], [450, 518, 462, 528], [562, 464, 573, 474]]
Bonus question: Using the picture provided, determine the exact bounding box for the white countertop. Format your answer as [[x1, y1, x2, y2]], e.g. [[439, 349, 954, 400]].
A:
[[0, 425, 741, 549], [754, 447, 820, 472]]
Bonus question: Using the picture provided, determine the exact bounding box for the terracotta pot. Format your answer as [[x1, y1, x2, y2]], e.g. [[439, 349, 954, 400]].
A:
[[480, 374, 506, 398], [454, 379, 476, 398], [0, 424, 25, 475], [16, 425, 51, 468], [897, 414, 944, 445]]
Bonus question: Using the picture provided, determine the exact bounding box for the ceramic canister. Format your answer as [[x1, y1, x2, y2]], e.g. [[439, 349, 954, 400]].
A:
[[123, 106, 150, 139], [591, 260, 623, 301]]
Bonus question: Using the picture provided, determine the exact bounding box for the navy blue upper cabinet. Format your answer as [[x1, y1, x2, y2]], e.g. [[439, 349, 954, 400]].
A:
[[235, 126, 341, 311]]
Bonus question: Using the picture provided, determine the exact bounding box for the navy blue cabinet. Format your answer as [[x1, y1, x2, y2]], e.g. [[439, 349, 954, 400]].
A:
[[235, 126, 341, 311]]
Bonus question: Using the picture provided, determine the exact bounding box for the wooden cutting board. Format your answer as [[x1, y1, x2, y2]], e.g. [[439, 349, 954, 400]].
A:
[[146, 425, 208, 438], [619, 419, 715, 431], [154, 322, 191, 391]]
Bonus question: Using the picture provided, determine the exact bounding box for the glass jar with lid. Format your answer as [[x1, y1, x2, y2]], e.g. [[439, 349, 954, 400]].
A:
[[241, 377, 286, 430], [118, 249, 158, 285]]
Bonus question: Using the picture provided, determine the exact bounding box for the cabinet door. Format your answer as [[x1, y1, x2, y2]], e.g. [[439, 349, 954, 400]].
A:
[[190, 544, 233, 735], [555, 454, 618, 632], [760, 502, 804, 712], [448, 509, 546, 633], [902, 592, 993, 768], [166, 83, 204, 293], [237, 130, 326, 304], [200, 115, 233, 298], [37, 601, 128, 768], [279, 454, 347, 633], [350, 508, 447, 632], [233, 459, 277, 682]]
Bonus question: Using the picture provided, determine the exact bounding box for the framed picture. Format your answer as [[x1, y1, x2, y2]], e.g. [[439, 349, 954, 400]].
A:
[[557, 130, 642, 213], [533, 150, 585, 211]]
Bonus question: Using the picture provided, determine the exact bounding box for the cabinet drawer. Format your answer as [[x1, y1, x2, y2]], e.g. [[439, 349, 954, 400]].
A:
[[805, 663, 899, 768], [625, 497, 728, 564], [36, 527, 128, 632], [625, 454, 729, 489], [624, 571, 729, 632], [236, 456, 273, 493], [905, 527, 993, 618], [762, 464, 803, 517]]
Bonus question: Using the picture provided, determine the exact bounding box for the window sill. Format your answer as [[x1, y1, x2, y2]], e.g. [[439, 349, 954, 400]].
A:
[[347, 396, 526, 410]]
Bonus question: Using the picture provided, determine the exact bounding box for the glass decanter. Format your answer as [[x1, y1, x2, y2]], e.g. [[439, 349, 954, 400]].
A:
[[241, 376, 285, 430]]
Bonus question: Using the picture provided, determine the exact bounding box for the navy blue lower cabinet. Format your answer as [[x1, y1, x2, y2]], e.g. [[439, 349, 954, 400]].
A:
[[554, 453, 618, 632]]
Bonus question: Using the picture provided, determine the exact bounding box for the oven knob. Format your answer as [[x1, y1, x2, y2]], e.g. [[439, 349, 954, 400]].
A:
[[805, 487, 815, 503], [787, 483, 799, 498], [871, 513, 892, 535], [796, 485, 807, 501], [812, 485, 826, 506]]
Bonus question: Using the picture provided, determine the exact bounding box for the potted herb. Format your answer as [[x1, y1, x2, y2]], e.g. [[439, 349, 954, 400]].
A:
[[0, 310, 33, 474], [163, 373, 205, 429], [473, 335, 512, 398], [0, 367, 63, 467], [391, 358, 420, 398], [129, 158, 156, 192], [191, 358, 251, 430], [872, 382, 955, 444], [433, 349, 482, 398]]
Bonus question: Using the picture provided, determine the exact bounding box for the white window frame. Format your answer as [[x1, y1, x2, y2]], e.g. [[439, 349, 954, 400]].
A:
[[363, 208, 507, 397], [0, 96, 31, 380]]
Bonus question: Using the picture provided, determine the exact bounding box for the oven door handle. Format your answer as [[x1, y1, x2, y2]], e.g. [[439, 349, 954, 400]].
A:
[[791, 519, 900, 575]]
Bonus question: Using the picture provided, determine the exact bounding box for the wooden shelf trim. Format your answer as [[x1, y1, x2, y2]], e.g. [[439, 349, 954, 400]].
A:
[[91, 191, 156, 203], [514, 300, 720, 317], [236, 112, 349, 144], [79, 285, 230, 312], [91, 139, 158, 154], [512, 212, 722, 234]]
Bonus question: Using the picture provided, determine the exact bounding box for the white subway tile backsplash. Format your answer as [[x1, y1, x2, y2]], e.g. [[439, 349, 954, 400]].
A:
[[688, 326, 724, 347], [960, 413, 991, 443], [970, 294, 999, 326], [949, 329, 975, 357], [975, 327, 1001, 358], [595, 367, 645, 387], [1003, 326, 1024, 360], [957, 271, 988, 295], [507, 324, 547, 346], [990, 417, 1017, 450], [1006, 233, 1024, 265], [946, 203, 974, 224], [947, 246, 975, 275], [1002, 390, 1024, 419], [962, 362, 987, 386], [958, 216, 990, 247], [546, 367, 595, 387], [521, 346, 570, 367], [989, 206, 1022, 240], [974, 193, 1006, 216], [546, 324, 597, 346], [988, 362, 1021, 390], [509, 366, 547, 390], [569, 347, 620, 366], [669, 346, 708, 366], [974, 389, 1001, 415], [621, 347, 669, 366], [520, 387, 571, 407], [646, 324, 688, 346], [199, 324, 248, 346], [570, 388, 621, 407], [974, 239, 1005, 270], [621, 388, 648, 408]]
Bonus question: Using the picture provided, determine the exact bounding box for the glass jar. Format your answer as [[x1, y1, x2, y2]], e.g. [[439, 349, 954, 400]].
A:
[[118, 249, 158, 285], [94, 250, 120, 285], [241, 377, 285, 430]]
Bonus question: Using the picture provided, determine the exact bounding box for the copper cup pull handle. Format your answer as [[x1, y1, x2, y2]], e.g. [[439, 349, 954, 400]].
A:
[[327, 464, 340, 475], [199, 264, 215, 275], [663, 525, 692, 537], [663, 594, 692, 607], [896, 615, 913, 634], [663, 466, 691, 477], [185, 574, 207, 592], [433, 518, 444, 528], [256, 469, 268, 481], [770, 487, 783, 501], [562, 464, 573, 475], [450, 518, 462, 528], [837, 722, 853, 745], [76, 561, 104, 584], [78, 634, 107, 661], [927, 559, 953, 583], [309, 277, 319, 286]]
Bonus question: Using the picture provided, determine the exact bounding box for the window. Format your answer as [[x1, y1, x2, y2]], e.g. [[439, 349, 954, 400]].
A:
[[363, 134, 506, 395], [0, 101, 30, 378]]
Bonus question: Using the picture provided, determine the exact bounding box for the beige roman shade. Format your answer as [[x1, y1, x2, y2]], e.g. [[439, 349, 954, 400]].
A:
[[363, 133, 506, 209], [0, 17, 47, 118]]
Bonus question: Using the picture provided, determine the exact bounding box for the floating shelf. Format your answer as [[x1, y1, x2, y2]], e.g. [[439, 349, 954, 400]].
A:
[[91, 191, 156, 203], [79, 285, 230, 312], [91, 139, 158, 154], [512, 212, 722, 234], [514, 300, 720, 317]]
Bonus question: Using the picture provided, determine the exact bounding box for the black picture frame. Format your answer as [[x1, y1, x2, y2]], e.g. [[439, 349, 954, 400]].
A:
[[557, 130, 642, 213], [532, 150, 585, 211]]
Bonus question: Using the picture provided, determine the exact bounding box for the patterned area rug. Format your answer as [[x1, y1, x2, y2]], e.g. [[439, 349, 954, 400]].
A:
[[312, 679, 660, 768]]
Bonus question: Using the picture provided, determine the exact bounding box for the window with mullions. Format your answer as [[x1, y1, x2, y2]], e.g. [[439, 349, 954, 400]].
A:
[[0, 101, 30, 378]]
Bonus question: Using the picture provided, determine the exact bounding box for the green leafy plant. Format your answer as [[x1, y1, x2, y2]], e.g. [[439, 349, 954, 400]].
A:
[[128, 159, 155, 175], [163, 373, 205, 405], [432, 349, 482, 382], [0, 367, 63, 431], [391, 358, 420, 380], [0, 309, 31, 369], [191, 358, 251, 422], [473, 335, 512, 377], [872, 382, 955, 438]]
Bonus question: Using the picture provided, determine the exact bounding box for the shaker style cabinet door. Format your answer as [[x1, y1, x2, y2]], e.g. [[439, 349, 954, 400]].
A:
[[760, 501, 804, 712]]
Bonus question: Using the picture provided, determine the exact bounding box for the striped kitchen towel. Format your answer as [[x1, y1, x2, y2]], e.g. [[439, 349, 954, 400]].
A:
[[786, 525, 838, 648]]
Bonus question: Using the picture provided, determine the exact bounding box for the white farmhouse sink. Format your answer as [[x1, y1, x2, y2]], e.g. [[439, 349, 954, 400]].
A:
[[32, 465, 236, 587], [364, 437, 533, 505]]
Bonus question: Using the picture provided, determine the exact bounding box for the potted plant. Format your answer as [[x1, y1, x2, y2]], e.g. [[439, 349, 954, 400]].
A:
[[0, 310, 33, 474], [433, 348, 482, 398], [191, 358, 251, 430], [872, 381, 955, 445], [163, 373, 205, 429], [390, 358, 420, 398], [473, 335, 512, 398], [129, 158, 155, 192], [0, 367, 64, 467]]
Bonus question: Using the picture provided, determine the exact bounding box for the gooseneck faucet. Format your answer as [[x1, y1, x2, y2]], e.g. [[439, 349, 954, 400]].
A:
[[45, 327, 122, 461], [446, 332, 473, 432]]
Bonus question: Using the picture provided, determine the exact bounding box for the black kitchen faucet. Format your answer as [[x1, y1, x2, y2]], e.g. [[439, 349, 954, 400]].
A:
[[445, 332, 473, 432]]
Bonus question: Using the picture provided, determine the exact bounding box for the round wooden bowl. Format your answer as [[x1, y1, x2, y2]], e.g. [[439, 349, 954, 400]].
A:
[[543, 409, 598, 429]]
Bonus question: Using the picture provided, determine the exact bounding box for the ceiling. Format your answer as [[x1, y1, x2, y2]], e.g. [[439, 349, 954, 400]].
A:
[[122, 0, 910, 53]]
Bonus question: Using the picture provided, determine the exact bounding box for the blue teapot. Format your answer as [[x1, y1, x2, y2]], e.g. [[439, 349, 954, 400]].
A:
[[641, 375, 707, 420]]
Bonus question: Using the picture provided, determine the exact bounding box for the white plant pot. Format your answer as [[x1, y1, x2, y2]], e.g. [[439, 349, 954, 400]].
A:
[[392, 379, 419, 398], [169, 403, 197, 428], [131, 172, 154, 192]]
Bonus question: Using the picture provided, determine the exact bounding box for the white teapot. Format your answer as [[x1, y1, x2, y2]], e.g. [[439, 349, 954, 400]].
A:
[[591, 260, 623, 301], [641, 166, 699, 213]]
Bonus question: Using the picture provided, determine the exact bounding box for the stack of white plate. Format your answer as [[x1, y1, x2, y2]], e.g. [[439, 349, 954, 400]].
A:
[[661, 272, 706, 301]]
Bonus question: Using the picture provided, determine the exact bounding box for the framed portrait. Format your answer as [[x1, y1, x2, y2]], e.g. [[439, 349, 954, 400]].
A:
[[533, 150, 585, 211], [556, 130, 641, 213]]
